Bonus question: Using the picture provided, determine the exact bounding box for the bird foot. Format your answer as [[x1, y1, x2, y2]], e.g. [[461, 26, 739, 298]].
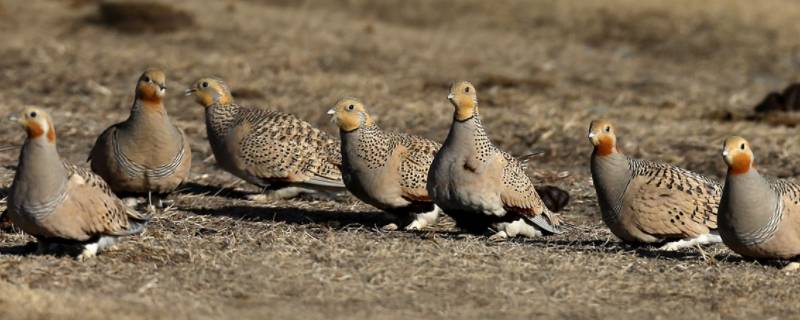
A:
[[77, 243, 99, 261], [489, 231, 509, 242], [405, 220, 424, 231], [783, 262, 800, 272], [122, 197, 141, 208], [405, 207, 441, 231], [381, 223, 399, 231]]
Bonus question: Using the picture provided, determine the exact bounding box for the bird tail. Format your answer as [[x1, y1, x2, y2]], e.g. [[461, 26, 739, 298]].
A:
[[527, 210, 571, 235], [121, 206, 152, 236]]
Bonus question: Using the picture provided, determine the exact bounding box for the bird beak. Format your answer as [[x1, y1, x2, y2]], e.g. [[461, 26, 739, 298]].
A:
[[588, 132, 596, 140], [722, 150, 729, 158], [185, 88, 195, 96], [447, 93, 455, 100], [8, 114, 24, 126], [327, 108, 336, 116]]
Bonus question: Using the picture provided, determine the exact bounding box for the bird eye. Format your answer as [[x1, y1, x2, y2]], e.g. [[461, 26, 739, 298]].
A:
[[347, 104, 354, 110], [201, 82, 209, 88], [740, 143, 745, 150], [143, 76, 151, 83], [464, 87, 470, 93], [30, 111, 37, 118], [604, 126, 610, 132]]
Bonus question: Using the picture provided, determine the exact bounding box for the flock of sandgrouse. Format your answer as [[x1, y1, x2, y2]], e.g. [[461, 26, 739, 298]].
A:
[[2, 68, 799, 267]]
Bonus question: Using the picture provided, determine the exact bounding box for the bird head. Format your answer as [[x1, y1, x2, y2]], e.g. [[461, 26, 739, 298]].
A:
[[588, 119, 617, 156], [722, 136, 754, 175], [136, 68, 167, 103], [328, 97, 372, 132], [11, 107, 56, 143], [448, 81, 478, 121], [185, 77, 232, 107]]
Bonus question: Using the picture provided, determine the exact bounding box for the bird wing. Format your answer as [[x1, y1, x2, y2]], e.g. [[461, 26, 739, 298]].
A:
[[624, 158, 720, 238]]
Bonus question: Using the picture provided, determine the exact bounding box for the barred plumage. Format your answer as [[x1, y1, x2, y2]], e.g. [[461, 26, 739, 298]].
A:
[[589, 119, 721, 250], [329, 98, 440, 230], [189, 78, 344, 197], [427, 81, 562, 239]]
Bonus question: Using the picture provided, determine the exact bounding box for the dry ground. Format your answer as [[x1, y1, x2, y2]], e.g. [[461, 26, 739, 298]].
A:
[[1, 0, 800, 319]]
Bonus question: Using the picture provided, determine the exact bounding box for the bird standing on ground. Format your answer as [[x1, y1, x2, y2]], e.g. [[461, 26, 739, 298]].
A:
[[718, 136, 800, 269], [328, 98, 440, 230], [186, 77, 344, 199], [7, 108, 150, 260], [89, 69, 192, 201], [426, 81, 562, 240], [588, 119, 721, 250]]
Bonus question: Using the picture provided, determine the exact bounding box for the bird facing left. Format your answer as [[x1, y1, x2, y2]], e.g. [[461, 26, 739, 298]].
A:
[[7, 108, 151, 260]]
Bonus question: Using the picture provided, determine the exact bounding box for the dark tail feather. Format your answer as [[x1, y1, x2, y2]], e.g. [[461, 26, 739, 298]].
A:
[[535, 185, 570, 212]]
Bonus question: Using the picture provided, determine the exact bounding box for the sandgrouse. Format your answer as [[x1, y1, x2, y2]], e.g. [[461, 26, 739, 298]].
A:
[[7, 108, 150, 260], [718, 136, 800, 266], [186, 77, 344, 199], [328, 98, 441, 230], [427, 81, 562, 240], [89, 68, 192, 198], [588, 119, 721, 250]]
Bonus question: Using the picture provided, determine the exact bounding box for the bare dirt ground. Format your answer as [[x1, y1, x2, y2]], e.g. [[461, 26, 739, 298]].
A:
[[1, 0, 800, 319]]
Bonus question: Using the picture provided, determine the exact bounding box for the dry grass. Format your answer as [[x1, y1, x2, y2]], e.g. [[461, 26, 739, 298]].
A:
[[2, 0, 800, 319]]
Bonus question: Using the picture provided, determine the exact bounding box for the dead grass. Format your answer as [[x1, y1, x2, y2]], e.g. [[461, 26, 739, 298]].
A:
[[2, 0, 800, 319]]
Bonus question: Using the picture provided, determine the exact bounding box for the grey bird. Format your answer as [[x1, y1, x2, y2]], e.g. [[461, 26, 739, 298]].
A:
[[426, 81, 562, 240], [328, 97, 440, 230], [588, 119, 722, 250], [7, 108, 150, 260], [718, 136, 800, 269], [89, 68, 192, 199]]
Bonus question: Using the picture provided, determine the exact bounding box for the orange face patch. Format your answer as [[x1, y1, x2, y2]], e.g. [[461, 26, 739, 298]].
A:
[[25, 121, 44, 139], [138, 84, 162, 104], [595, 135, 616, 156], [46, 120, 56, 142], [728, 152, 752, 175], [454, 96, 476, 121]]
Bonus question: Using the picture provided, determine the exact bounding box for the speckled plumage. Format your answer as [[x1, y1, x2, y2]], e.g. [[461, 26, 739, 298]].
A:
[[330, 98, 441, 230], [589, 120, 721, 250], [8, 108, 149, 260], [718, 136, 800, 260], [89, 69, 191, 194], [188, 78, 343, 194], [427, 81, 561, 239]]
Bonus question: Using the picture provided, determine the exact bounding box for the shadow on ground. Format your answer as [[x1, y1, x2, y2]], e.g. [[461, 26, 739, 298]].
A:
[[186, 205, 394, 229]]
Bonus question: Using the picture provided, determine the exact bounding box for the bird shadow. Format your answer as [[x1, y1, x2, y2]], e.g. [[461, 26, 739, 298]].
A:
[[185, 204, 395, 229], [516, 237, 711, 261], [0, 241, 36, 256], [174, 181, 251, 199]]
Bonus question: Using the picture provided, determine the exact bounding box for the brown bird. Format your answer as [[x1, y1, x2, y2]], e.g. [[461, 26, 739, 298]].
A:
[[328, 97, 440, 230], [588, 119, 721, 250], [7, 108, 150, 260], [426, 81, 562, 240], [186, 77, 344, 199], [719, 136, 800, 269], [89, 68, 192, 202]]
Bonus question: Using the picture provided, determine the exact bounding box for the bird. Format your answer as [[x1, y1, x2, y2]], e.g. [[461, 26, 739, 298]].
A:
[[426, 81, 562, 240], [185, 77, 345, 199], [6, 108, 150, 260], [328, 97, 441, 230], [88, 68, 192, 204], [588, 119, 721, 251], [718, 136, 800, 269]]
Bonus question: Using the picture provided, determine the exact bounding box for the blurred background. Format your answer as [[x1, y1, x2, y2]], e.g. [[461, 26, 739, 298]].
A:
[[1, 0, 799, 178], [1, 1, 800, 318]]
